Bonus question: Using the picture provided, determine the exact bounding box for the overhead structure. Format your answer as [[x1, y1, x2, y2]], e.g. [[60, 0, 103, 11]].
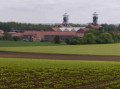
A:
[[63, 13, 69, 26], [93, 12, 98, 25]]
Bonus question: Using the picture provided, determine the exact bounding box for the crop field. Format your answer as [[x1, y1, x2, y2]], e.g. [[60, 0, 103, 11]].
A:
[[0, 58, 120, 89], [0, 43, 120, 56], [0, 41, 64, 47]]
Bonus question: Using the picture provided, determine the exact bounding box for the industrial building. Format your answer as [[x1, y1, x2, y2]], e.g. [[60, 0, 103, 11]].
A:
[[0, 12, 103, 42]]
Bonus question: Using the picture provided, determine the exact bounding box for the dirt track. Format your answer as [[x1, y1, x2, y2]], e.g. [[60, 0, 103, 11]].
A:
[[1, 52, 120, 61]]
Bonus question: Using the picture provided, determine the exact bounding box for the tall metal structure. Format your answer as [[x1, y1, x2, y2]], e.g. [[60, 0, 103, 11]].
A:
[[63, 13, 69, 26], [93, 12, 98, 25]]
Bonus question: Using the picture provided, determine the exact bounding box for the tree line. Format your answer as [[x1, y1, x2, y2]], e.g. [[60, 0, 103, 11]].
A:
[[102, 24, 120, 31], [0, 22, 120, 32], [0, 22, 53, 32], [65, 29, 120, 45]]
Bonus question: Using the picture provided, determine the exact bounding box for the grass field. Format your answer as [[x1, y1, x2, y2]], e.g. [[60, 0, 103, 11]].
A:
[[0, 43, 120, 56], [0, 41, 64, 47], [0, 58, 120, 89]]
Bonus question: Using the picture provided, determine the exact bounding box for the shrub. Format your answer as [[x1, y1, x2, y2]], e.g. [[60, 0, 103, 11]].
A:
[[0, 37, 3, 40], [79, 38, 87, 44], [70, 39, 79, 45], [114, 34, 120, 43], [65, 39, 71, 45], [12, 36, 21, 41]]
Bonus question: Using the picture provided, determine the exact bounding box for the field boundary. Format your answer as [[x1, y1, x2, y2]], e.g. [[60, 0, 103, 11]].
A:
[[1, 51, 120, 57], [1, 52, 120, 61]]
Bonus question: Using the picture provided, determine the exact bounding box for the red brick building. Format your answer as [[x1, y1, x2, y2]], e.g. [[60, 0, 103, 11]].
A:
[[11, 31, 84, 42]]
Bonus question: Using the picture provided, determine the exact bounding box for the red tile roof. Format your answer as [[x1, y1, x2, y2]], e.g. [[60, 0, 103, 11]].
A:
[[90, 25, 102, 29], [60, 25, 66, 27], [51, 27, 59, 31], [1, 31, 84, 39], [43, 31, 77, 36], [42, 31, 84, 39], [81, 28, 89, 31], [76, 33, 84, 37], [77, 28, 89, 33], [12, 33, 23, 37]]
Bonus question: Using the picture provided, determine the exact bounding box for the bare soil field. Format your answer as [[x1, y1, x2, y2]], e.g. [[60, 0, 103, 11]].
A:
[[0, 52, 120, 61]]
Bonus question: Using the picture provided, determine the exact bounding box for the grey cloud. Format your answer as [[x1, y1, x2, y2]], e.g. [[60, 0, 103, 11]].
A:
[[0, 0, 120, 24]]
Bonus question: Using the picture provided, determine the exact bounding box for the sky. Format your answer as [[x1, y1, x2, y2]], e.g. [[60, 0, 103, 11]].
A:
[[0, 0, 120, 24]]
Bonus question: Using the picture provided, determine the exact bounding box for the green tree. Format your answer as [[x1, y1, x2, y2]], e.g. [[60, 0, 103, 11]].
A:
[[100, 32, 114, 43], [79, 38, 87, 44], [0, 37, 3, 40], [70, 39, 79, 45], [102, 24, 118, 31], [84, 33, 96, 44], [95, 36, 103, 44]]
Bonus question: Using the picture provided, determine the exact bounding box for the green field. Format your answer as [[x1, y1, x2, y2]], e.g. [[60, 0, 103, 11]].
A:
[[0, 43, 120, 56], [0, 41, 64, 47], [0, 58, 120, 89]]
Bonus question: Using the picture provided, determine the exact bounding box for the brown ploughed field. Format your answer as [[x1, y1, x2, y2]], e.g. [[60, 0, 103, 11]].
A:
[[0, 52, 120, 61]]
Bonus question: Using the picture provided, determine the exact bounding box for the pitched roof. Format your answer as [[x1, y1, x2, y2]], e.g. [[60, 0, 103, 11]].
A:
[[77, 28, 89, 33], [81, 28, 89, 31], [51, 27, 59, 31], [9, 31, 85, 39], [43, 31, 77, 36], [11, 33, 23, 37], [59, 27, 86, 32], [89, 25, 102, 29]]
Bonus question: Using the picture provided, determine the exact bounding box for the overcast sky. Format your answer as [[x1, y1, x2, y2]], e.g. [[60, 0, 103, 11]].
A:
[[0, 0, 120, 24]]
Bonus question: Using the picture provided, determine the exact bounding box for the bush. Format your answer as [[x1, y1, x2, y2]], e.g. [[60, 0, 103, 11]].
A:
[[65, 39, 70, 45], [12, 36, 21, 41], [70, 39, 79, 45], [67, 28, 118, 45], [0, 37, 3, 40], [114, 34, 120, 43]]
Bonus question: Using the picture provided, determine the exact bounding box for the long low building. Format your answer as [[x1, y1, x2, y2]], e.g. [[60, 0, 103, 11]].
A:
[[0, 26, 89, 42], [11, 31, 85, 42], [51, 26, 86, 32]]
